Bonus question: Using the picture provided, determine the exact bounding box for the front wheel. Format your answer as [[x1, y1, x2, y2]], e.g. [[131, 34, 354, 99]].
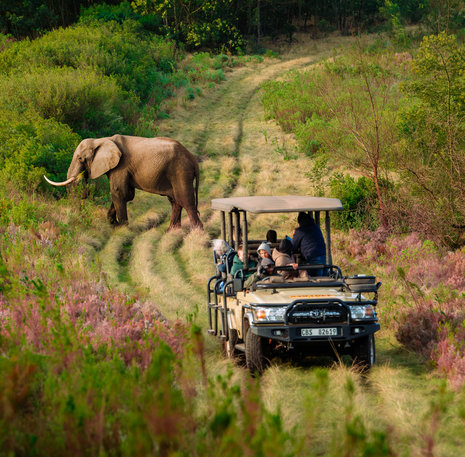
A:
[[222, 328, 239, 359], [351, 334, 376, 370], [245, 328, 266, 375]]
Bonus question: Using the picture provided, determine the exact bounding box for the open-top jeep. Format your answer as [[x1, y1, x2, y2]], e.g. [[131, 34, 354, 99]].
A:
[[207, 196, 381, 374]]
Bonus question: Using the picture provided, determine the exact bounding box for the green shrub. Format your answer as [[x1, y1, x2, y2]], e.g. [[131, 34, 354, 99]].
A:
[[294, 114, 329, 156], [0, 112, 79, 192], [0, 67, 139, 138], [261, 74, 319, 133], [330, 173, 378, 230], [80, 1, 162, 32], [0, 20, 180, 103], [0, 194, 45, 228], [185, 18, 245, 53]]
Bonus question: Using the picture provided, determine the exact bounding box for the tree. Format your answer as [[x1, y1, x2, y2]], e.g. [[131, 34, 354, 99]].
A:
[[397, 32, 465, 246], [131, 0, 244, 51], [307, 44, 406, 228]]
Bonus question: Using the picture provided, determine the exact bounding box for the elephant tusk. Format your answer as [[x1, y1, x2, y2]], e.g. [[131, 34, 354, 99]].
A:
[[43, 175, 76, 186]]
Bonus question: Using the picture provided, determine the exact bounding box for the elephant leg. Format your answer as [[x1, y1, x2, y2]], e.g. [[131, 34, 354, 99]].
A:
[[168, 197, 182, 230], [109, 178, 132, 226], [108, 202, 118, 225], [172, 178, 203, 230], [114, 199, 128, 225], [186, 207, 203, 229]]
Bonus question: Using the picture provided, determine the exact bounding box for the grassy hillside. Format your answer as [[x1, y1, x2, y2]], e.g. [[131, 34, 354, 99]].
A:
[[1, 25, 465, 457]]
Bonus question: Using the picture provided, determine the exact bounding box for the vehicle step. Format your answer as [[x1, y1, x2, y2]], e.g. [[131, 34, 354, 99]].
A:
[[207, 329, 216, 335], [235, 343, 245, 352]]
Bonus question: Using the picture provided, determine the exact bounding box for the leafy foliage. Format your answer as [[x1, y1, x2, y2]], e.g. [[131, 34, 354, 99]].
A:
[[0, 113, 79, 192], [397, 32, 465, 247], [329, 173, 378, 230], [131, 0, 245, 52], [262, 43, 409, 228]]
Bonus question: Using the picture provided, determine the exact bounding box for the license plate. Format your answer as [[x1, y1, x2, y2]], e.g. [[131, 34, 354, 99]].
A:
[[301, 328, 338, 337]]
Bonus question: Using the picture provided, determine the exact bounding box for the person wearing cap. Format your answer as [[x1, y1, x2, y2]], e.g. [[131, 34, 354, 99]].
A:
[[257, 241, 272, 260], [244, 257, 278, 289], [292, 211, 326, 276]]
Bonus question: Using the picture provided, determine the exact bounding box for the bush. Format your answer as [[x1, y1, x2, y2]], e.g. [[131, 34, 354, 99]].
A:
[[0, 67, 138, 138], [394, 295, 465, 390], [80, 1, 163, 32], [261, 74, 319, 133], [0, 20, 180, 104], [294, 114, 329, 156], [0, 112, 79, 192], [329, 173, 378, 230], [185, 18, 245, 53]]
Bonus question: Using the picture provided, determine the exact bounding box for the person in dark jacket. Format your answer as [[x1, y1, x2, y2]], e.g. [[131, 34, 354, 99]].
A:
[[292, 212, 326, 276]]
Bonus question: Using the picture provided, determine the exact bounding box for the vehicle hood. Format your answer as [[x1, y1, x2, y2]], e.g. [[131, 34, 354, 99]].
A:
[[239, 286, 362, 305]]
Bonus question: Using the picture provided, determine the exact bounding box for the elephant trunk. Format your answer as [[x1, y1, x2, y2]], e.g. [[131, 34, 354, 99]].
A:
[[43, 175, 76, 186]]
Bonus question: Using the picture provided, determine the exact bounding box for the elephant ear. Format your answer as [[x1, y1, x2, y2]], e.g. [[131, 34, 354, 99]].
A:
[[89, 139, 122, 179]]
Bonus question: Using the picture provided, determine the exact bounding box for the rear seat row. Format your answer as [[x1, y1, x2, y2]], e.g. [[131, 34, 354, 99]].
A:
[[214, 239, 304, 277]]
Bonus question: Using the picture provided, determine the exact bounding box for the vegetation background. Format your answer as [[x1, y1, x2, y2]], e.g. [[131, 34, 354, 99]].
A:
[[1, 0, 465, 455]]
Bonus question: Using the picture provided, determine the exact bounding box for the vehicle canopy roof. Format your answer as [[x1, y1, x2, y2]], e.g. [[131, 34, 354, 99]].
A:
[[211, 196, 343, 213]]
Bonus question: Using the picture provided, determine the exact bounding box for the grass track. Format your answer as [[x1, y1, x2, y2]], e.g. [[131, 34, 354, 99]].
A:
[[91, 35, 464, 455]]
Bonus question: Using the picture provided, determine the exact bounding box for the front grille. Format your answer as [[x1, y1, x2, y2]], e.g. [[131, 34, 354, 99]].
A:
[[287, 302, 348, 324]]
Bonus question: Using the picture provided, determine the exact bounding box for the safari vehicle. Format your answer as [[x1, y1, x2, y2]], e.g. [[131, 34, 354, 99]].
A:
[[207, 196, 381, 374]]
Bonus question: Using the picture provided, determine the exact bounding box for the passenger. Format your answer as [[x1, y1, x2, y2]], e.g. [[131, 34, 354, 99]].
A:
[[230, 244, 257, 279], [244, 258, 279, 289], [292, 212, 326, 277], [272, 238, 307, 280], [266, 229, 277, 244], [212, 239, 229, 262], [212, 239, 234, 274], [257, 241, 272, 261]]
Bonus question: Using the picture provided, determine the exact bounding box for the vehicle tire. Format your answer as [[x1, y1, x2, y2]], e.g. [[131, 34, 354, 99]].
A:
[[222, 328, 239, 359], [351, 334, 375, 370], [245, 328, 266, 375]]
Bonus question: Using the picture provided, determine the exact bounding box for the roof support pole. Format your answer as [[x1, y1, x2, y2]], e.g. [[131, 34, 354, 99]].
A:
[[220, 211, 226, 240], [228, 211, 234, 247], [233, 210, 241, 250], [325, 210, 332, 265], [241, 211, 248, 272], [315, 211, 320, 227]]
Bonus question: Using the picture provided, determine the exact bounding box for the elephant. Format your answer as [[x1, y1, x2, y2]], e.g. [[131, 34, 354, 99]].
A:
[[44, 135, 203, 230]]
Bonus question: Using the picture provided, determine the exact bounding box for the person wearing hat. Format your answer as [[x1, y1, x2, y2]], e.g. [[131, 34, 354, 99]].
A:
[[244, 257, 278, 289], [257, 241, 272, 261]]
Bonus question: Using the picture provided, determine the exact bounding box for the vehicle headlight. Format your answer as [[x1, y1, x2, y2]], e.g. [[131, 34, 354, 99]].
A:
[[350, 305, 376, 320], [254, 306, 287, 322]]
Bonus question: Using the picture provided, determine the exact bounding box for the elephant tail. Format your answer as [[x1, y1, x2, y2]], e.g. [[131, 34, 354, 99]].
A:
[[194, 164, 200, 215]]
